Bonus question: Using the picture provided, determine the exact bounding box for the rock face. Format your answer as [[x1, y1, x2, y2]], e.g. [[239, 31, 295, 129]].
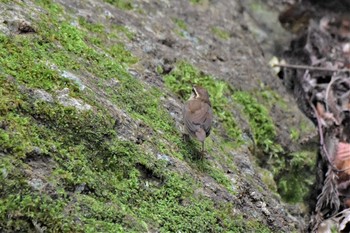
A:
[[0, 0, 316, 232]]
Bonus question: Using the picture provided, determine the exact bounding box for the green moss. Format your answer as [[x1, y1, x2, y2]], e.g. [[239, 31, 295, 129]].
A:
[[0, 35, 77, 91], [78, 17, 135, 43], [0, 76, 206, 231], [299, 118, 315, 138], [0, 193, 75, 232], [244, 87, 316, 203], [35, 0, 64, 14], [208, 168, 233, 191], [0, 77, 114, 231], [102, 71, 184, 161], [190, 0, 207, 4], [245, 220, 272, 233], [226, 214, 273, 233], [289, 127, 300, 142], [103, 0, 134, 10], [173, 18, 189, 37], [33, 2, 137, 82], [212, 27, 230, 40], [13, 1, 137, 110], [233, 91, 282, 156], [277, 151, 316, 203], [234, 90, 315, 202], [260, 88, 288, 110], [113, 24, 136, 40], [258, 168, 277, 192], [233, 91, 312, 201], [164, 61, 243, 143], [173, 18, 188, 31], [37, 0, 176, 159]]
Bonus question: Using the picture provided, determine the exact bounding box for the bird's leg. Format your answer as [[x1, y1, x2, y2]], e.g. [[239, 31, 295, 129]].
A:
[[200, 141, 205, 159], [182, 133, 190, 142]]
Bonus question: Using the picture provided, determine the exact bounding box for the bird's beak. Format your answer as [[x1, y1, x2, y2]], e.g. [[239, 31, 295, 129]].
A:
[[192, 86, 199, 98]]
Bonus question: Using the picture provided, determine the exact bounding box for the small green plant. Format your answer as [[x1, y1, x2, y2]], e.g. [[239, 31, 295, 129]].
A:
[[103, 0, 134, 10], [173, 18, 189, 37], [211, 27, 230, 40], [260, 88, 288, 110], [78, 17, 135, 43], [112, 24, 135, 40], [190, 0, 206, 4], [290, 128, 300, 142], [173, 18, 188, 31]]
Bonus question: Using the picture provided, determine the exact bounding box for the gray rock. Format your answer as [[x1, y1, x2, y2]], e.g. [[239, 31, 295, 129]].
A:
[[56, 88, 92, 111]]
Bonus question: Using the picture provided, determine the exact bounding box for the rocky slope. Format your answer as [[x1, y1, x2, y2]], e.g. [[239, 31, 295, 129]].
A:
[[0, 0, 316, 232]]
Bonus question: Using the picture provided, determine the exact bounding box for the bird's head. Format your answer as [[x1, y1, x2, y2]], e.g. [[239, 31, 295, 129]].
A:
[[190, 85, 210, 104]]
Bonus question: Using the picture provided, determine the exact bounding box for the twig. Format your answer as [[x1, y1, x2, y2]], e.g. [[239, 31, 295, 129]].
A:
[[325, 75, 340, 113], [274, 63, 350, 73], [311, 101, 350, 173]]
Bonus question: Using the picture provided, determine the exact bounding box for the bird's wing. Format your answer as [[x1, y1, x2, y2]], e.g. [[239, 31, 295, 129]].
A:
[[183, 100, 212, 136], [203, 106, 213, 136], [183, 101, 199, 134]]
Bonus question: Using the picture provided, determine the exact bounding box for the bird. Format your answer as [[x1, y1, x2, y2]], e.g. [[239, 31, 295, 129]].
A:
[[183, 85, 213, 156]]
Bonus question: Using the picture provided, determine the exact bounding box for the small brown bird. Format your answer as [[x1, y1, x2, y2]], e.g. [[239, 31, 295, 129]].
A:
[[183, 85, 213, 154]]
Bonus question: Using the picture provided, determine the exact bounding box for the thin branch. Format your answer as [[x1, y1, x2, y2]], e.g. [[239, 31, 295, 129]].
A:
[[274, 63, 350, 73], [325, 75, 339, 113]]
